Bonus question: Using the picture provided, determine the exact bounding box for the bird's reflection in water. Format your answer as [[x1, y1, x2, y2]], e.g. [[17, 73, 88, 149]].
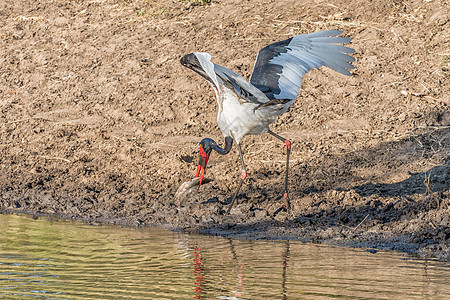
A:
[[193, 246, 205, 299], [281, 241, 290, 300], [228, 239, 245, 298], [191, 239, 291, 299]]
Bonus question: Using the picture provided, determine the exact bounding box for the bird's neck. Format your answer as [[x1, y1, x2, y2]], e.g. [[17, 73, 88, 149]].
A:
[[208, 137, 233, 155]]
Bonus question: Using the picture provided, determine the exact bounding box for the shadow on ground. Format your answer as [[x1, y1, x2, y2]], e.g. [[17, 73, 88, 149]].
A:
[[198, 125, 450, 259], [353, 156, 450, 197]]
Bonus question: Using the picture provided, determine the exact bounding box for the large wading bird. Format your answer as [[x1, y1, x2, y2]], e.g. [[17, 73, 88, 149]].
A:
[[180, 30, 355, 213]]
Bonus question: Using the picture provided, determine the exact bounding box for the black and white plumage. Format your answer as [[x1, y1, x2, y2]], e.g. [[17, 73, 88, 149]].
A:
[[180, 30, 355, 213]]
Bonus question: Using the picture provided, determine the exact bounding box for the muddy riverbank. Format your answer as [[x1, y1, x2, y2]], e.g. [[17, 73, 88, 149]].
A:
[[0, 0, 449, 259]]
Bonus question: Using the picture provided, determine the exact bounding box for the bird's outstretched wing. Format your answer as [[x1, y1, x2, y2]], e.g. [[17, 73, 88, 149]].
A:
[[250, 30, 355, 100], [180, 52, 269, 106]]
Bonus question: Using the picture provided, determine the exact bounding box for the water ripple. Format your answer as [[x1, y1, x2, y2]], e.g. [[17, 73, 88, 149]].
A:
[[0, 214, 449, 299]]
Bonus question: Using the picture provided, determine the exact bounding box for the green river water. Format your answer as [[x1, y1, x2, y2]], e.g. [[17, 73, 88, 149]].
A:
[[0, 213, 449, 299]]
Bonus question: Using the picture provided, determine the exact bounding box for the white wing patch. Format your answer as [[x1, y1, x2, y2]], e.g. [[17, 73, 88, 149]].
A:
[[269, 50, 322, 99]]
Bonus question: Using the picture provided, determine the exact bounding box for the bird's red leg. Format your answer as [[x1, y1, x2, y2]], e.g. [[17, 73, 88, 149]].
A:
[[226, 143, 246, 214], [268, 131, 292, 211]]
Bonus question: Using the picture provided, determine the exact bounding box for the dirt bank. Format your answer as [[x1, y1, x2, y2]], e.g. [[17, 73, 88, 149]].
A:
[[0, 0, 449, 259]]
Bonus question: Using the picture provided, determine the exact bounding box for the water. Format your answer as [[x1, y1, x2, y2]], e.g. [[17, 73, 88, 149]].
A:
[[0, 214, 449, 299]]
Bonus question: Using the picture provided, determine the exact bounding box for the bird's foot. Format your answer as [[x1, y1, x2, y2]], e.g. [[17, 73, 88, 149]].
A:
[[283, 192, 291, 212], [226, 172, 246, 214]]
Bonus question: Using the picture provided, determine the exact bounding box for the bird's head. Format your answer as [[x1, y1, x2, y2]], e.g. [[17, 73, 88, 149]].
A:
[[195, 138, 215, 186]]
